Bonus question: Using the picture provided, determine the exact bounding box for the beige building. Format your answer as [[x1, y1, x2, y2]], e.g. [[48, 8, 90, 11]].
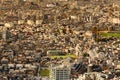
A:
[[0, 0, 23, 5], [50, 65, 71, 80], [23, 0, 40, 4]]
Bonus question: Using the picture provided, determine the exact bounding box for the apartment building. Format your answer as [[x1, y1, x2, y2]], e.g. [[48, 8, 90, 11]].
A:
[[50, 65, 71, 80]]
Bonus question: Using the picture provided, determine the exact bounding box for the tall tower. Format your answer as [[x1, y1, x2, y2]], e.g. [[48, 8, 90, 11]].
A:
[[2, 29, 11, 41]]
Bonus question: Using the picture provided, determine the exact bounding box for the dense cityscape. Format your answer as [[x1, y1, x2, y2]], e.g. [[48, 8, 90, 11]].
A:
[[0, 0, 120, 80]]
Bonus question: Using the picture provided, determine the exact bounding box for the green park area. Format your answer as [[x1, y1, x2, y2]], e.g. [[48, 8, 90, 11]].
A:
[[50, 54, 77, 59], [100, 33, 120, 37], [39, 69, 50, 77]]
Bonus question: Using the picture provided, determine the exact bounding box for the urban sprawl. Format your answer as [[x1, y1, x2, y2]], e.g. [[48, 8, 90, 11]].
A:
[[0, 0, 120, 80]]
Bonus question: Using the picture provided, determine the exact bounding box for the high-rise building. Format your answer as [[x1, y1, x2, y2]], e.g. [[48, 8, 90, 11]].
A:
[[50, 65, 71, 80], [2, 29, 11, 41]]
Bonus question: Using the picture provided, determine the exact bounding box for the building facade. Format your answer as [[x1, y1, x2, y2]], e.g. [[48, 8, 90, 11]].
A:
[[2, 29, 10, 41], [50, 67, 71, 80]]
